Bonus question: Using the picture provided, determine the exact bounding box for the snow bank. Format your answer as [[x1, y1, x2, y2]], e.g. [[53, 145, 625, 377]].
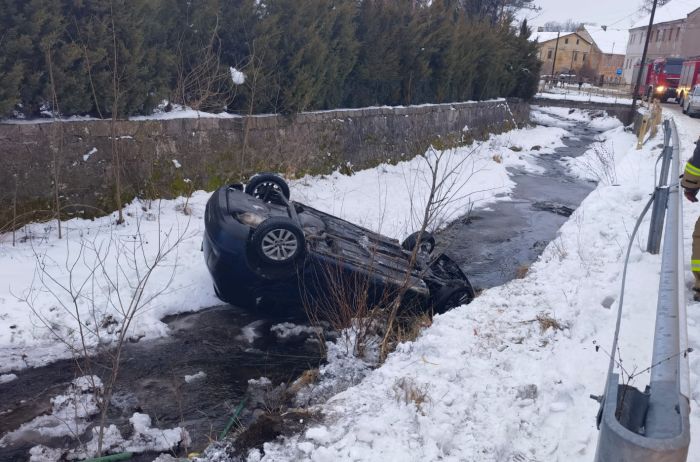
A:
[[243, 114, 700, 461]]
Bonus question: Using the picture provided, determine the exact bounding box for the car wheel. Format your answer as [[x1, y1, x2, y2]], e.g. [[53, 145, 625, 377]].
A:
[[251, 217, 305, 265], [683, 104, 688, 114], [402, 231, 436, 254], [432, 281, 475, 314], [245, 173, 290, 204]]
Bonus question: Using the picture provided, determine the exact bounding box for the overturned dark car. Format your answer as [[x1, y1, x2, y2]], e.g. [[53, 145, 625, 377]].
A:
[[203, 173, 474, 314]]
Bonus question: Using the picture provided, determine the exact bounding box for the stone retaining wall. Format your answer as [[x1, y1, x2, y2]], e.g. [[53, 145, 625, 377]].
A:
[[0, 98, 529, 227]]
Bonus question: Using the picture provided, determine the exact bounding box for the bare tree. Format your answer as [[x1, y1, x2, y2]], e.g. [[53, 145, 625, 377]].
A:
[[174, 15, 238, 112], [22, 204, 192, 456], [379, 144, 484, 360], [300, 141, 490, 362], [45, 44, 63, 239], [110, 0, 124, 225]]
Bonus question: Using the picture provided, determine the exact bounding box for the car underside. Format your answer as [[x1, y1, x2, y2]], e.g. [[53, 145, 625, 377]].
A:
[[203, 173, 475, 315]]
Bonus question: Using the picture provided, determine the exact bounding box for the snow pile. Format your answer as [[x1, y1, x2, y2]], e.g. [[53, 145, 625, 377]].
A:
[[185, 371, 207, 384], [230, 67, 246, 85], [67, 412, 189, 460], [0, 373, 17, 384], [0, 376, 102, 447], [237, 320, 266, 344], [243, 115, 700, 460], [293, 327, 380, 408], [270, 322, 323, 341]]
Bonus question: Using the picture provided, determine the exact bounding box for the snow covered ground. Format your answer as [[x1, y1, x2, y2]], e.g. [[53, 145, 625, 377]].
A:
[[4, 105, 699, 461]]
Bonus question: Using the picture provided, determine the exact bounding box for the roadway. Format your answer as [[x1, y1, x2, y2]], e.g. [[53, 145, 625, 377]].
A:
[[665, 103, 700, 141]]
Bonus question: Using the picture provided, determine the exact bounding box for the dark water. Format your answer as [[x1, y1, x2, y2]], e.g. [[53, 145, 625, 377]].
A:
[[439, 116, 598, 289], [0, 306, 323, 461], [0, 112, 601, 461]]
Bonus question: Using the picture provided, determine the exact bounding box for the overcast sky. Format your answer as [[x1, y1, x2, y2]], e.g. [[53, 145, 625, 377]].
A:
[[523, 0, 647, 31]]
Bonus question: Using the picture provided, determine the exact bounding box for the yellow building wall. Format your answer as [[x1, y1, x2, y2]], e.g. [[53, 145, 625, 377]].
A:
[[537, 34, 597, 76]]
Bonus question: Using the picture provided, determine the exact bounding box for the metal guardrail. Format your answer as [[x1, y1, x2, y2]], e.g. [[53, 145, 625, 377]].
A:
[[594, 119, 691, 461], [647, 121, 673, 254]]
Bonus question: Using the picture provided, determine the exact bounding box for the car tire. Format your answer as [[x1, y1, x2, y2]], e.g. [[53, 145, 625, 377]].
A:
[[432, 281, 475, 314], [402, 231, 436, 254], [245, 173, 290, 204], [250, 217, 305, 266], [683, 104, 688, 114]]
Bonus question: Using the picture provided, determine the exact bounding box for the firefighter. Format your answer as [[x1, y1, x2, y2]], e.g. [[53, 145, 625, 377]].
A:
[[681, 136, 700, 301]]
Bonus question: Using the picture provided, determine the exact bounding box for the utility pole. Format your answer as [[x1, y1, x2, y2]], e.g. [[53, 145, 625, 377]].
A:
[[549, 31, 561, 87], [632, 0, 658, 113]]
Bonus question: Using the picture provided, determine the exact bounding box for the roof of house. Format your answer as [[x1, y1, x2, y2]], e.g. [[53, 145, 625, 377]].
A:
[[584, 27, 629, 55], [631, 0, 700, 29], [531, 28, 627, 56], [531, 30, 588, 45]]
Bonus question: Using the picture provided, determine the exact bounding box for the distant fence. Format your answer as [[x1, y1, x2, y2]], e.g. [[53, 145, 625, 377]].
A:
[[539, 82, 633, 101], [530, 97, 635, 125]]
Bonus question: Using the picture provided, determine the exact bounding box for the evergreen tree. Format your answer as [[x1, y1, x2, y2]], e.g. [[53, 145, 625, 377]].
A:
[[0, 0, 542, 118], [256, 0, 357, 113], [509, 19, 541, 99], [0, 14, 24, 117], [345, 0, 403, 107]]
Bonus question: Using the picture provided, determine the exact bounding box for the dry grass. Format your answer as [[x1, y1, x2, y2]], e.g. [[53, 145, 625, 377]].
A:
[[393, 377, 429, 413], [288, 368, 319, 395], [515, 264, 529, 279], [301, 257, 391, 359], [394, 312, 433, 345], [549, 237, 568, 261], [492, 153, 503, 163], [535, 312, 565, 333]]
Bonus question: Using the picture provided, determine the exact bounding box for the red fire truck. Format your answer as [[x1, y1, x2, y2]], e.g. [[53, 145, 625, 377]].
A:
[[677, 57, 700, 106], [635, 57, 684, 102]]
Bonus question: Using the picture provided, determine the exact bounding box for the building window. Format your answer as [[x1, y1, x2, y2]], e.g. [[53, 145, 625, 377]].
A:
[[573, 51, 579, 61], [640, 32, 643, 43], [547, 49, 553, 59], [677, 27, 681, 40], [662, 29, 666, 41], [576, 38, 580, 44], [583, 53, 587, 62], [565, 38, 569, 44]]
